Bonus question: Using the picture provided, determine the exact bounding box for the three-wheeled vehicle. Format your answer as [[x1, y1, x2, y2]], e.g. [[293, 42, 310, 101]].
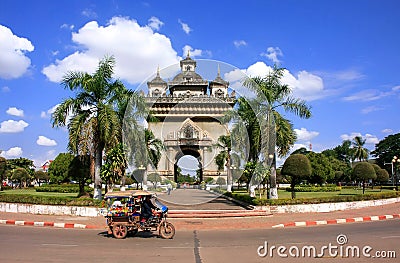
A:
[[101, 190, 175, 239]]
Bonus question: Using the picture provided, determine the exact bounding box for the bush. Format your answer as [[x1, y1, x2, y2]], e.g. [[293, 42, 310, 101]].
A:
[[221, 190, 400, 206], [0, 193, 101, 206], [255, 191, 400, 206], [285, 186, 341, 192], [35, 184, 92, 193], [224, 191, 256, 205]]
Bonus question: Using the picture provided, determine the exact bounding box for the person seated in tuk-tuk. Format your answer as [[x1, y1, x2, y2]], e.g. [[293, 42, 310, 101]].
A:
[[140, 195, 156, 224]]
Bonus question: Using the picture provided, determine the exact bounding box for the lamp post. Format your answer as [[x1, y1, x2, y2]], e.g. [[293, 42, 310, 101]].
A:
[[392, 156, 399, 191], [138, 165, 146, 190]]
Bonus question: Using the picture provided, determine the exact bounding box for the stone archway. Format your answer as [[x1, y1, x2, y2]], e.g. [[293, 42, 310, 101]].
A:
[[173, 148, 203, 183]]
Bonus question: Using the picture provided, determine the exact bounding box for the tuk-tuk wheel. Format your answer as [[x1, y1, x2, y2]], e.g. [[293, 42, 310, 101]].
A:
[[112, 224, 128, 239], [159, 222, 175, 239]]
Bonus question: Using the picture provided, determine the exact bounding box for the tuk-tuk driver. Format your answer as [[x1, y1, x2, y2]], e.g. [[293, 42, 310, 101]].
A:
[[141, 196, 156, 224]]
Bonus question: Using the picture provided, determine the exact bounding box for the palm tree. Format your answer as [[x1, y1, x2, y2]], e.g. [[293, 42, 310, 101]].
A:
[[102, 143, 127, 193], [242, 66, 312, 199], [215, 135, 232, 192], [352, 136, 369, 162], [52, 56, 132, 200], [134, 129, 164, 190]]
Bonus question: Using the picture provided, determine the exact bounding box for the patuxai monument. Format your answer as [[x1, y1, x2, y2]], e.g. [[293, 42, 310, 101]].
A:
[[144, 53, 236, 184]]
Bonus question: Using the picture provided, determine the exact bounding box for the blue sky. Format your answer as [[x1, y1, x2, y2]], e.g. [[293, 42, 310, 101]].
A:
[[0, 0, 399, 169]]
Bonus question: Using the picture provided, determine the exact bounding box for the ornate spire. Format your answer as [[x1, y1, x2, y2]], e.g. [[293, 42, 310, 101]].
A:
[[187, 49, 190, 58], [157, 64, 160, 76], [217, 64, 221, 77]]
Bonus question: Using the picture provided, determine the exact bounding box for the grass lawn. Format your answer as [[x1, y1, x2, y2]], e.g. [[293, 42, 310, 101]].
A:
[[0, 188, 77, 198], [232, 187, 396, 199]]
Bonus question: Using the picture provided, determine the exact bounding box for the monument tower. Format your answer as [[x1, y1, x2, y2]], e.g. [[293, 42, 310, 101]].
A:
[[145, 54, 236, 183]]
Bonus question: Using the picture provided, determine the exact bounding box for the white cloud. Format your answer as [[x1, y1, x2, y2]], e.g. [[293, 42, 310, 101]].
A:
[[343, 89, 392, 102], [81, 8, 97, 18], [295, 128, 319, 142], [42, 17, 180, 84], [233, 40, 247, 48], [148, 16, 164, 31], [6, 107, 24, 117], [0, 25, 34, 79], [340, 132, 379, 144], [178, 19, 192, 34], [41, 104, 59, 118], [0, 147, 23, 158], [36, 135, 57, 146], [382, 129, 393, 134], [0, 120, 29, 133], [361, 106, 383, 114], [261, 47, 283, 64], [2, 86, 10, 92], [224, 61, 326, 101], [282, 70, 325, 101], [60, 23, 75, 30], [245, 62, 274, 77], [182, 45, 211, 58]]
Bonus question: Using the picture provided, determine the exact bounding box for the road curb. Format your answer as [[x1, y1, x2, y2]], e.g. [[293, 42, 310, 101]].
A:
[[168, 210, 271, 218], [0, 219, 100, 229], [271, 213, 400, 228]]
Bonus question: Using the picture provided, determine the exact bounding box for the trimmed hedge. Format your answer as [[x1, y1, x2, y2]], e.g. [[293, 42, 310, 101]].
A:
[[224, 191, 256, 204], [223, 191, 400, 206], [35, 185, 92, 193], [0, 193, 101, 206], [285, 186, 341, 192]]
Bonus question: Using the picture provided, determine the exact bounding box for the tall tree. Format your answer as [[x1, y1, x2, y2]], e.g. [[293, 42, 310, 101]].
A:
[[132, 129, 164, 190], [281, 154, 312, 199], [34, 171, 49, 186], [215, 135, 232, 192], [371, 133, 400, 168], [101, 143, 127, 193], [306, 152, 334, 185], [243, 66, 312, 198], [52, 56, 134, 199], [48, 153, 74, 183], [352, 162, 376, 194], [352, 136, 369, 162], [0, 157, 6, 191], [11, 168, 30, 188], [322, 140, 353, 164], [6, 158, 34, 175], [69, 155, 91, 197]]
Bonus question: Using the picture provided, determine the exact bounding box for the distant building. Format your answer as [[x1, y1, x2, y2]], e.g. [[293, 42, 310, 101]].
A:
[[41, 160, 53, 172]]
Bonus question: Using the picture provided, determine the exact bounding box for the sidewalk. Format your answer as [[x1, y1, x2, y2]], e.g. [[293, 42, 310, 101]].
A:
[[0, 202, 398, 231]]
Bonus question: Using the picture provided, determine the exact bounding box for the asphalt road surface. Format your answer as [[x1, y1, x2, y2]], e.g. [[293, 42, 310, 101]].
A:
[[0, 219, 399, 263]]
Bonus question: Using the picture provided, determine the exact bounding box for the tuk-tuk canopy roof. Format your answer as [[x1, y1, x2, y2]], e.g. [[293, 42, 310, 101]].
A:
[[104, 190, 154, 199]]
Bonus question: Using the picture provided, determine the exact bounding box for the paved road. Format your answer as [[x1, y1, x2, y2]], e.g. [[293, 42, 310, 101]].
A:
[[1, 219, 398, 262], [157, 189, 246, 210]]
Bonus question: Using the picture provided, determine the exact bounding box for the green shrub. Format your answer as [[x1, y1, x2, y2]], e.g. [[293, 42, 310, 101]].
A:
[[224, 192, 257, 205], [285, 186, 341, 192], [220, 189, 400, 206], [35, 184, 92, 193], [255, 191, 400, 206], [0, 193, 100, 206]]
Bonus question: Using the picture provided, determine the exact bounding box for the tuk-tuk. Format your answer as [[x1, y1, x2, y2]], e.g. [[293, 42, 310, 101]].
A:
[[101, 190, 175, 239]]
